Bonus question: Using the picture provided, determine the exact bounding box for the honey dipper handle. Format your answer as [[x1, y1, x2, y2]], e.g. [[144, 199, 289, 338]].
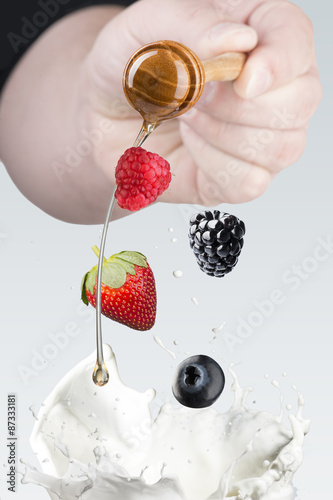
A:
[[202, 52, 246, 82]]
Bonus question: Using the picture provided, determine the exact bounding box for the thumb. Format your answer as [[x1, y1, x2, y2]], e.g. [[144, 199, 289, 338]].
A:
[[85, 0, 257, 105], [233, 1, 315, 99]]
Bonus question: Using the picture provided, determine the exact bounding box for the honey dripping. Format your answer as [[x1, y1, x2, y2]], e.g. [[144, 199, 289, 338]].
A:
[[93, 361, 109, 387], [93, 41, 246, 386]]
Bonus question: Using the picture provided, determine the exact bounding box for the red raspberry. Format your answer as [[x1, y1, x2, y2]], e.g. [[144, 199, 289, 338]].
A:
[[115, 147, 172, 211]]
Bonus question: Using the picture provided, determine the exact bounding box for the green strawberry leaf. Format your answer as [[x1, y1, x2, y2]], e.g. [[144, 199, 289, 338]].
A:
[[112, 258, 136, 276], [85, 265, 98, 295], [81, 272, 90, 305], [114, 251, 148, 268], [81, 249, 148, 303], [102, 261, 127, 288]]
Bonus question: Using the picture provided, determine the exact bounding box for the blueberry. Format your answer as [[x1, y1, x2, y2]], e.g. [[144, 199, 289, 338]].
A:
[[172, 355, 225, 408]]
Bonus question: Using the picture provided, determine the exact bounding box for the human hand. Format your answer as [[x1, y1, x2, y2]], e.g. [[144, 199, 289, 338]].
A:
[[83, 0, 322, 211], [0, 0, 322, 222]]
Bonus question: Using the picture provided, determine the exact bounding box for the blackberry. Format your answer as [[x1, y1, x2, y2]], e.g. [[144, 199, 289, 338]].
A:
[[189, 210, 245, 277]]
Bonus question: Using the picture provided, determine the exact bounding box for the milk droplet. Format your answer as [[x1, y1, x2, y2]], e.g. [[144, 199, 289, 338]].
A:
[[29, 405, 38, 421], [191, 297, 199, 306], [286, 404, 292, 411], [264, 374, 269, 379], [153, 335, 176, 359], [212, 322, 225, 335], [173, 270, 183, 278], [168, 227, 174, 233], [173, 340, 179, 346], [282, 372, 287, 377], [171, 237, 178, 243]]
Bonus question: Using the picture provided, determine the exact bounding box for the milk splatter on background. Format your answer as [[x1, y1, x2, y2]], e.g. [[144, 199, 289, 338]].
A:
[[23, 346, 309, 500]]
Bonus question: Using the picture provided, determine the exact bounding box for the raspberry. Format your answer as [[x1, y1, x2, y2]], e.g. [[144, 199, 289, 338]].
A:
[[189, 210, 246, 277], [115, 147, 172, 211]]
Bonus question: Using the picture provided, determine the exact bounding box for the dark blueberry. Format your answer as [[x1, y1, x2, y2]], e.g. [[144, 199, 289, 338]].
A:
[[172, 355, 225, 408], [188, 210, 245, 278]]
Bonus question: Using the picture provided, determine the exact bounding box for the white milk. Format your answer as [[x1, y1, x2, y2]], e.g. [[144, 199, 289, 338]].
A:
[[25, 345, 309, 500]]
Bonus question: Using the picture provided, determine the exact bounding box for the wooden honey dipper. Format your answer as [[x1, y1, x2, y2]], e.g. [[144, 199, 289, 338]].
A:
[[123, 40, 246, 136]]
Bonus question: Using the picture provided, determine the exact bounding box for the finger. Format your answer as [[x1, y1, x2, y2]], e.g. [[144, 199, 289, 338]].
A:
[[178, 121, 273, 206], [85, 0, 257, 101], [180, 108, 307, 173], [234, 1, 316, 98], [194, 71, 322, 130]]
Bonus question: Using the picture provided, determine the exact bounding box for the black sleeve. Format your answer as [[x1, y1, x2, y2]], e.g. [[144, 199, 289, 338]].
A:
[[0, 0, 136, 93]]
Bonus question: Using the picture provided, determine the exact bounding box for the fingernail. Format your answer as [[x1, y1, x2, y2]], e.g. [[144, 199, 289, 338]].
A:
[[246, 68, 272, 98]]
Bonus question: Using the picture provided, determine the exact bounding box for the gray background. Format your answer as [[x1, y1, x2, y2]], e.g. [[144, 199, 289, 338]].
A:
[[0, 0, 332, 498]]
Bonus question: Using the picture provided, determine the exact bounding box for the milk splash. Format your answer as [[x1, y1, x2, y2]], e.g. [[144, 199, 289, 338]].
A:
[[24, 345, 309, 500]]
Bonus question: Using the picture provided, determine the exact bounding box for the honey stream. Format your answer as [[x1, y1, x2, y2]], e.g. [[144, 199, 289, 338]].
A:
[[92, 122, 157, 386]]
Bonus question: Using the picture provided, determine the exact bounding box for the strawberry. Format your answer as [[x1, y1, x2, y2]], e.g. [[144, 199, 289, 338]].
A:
[[81, 246, 156, 331], [115, 147, 172, 211]]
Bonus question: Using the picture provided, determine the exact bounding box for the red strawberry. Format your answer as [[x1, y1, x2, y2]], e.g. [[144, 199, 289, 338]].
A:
[[115, 147, 172, 211], [81, 246, 156, 331]]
